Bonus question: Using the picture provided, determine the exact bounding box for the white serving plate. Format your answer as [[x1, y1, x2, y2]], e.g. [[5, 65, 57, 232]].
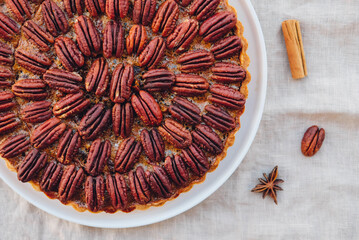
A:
[[0, 0, 267, 228]]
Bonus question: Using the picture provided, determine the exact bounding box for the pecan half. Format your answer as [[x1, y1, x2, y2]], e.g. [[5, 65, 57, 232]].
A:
[[57, 129, 81, 164], [17, 149, 47, 182], [172, 73, 209, 96], [5, 0, 32, 23], [110, 63, 134, 103], [0, 91, 15, 112], [133, 0, 156, 26], [0, 67, 14, 87], [53, 91, 90, 119], [192, 124, 223, 154], [106, 173, 128, 210], [78, 103, 111, 140], [75, 15, 101, 57], [152, 0, 179, 37], [85, 139, 111, 176], [211, 62, 246, 83], [164, 155, 189, 186], [0, 134, 30, 158], [40, 162, 63, 191], [58, 165, 84, 203], [64, 0, 84, 17], [126, 24, 147, 55], [211, 36, 242, 60], [199, 11, 237, 42], [140, 128, 165, 162], [43, 69, 82, 93], [103, 21, 124, 58], [202, 104, 235, 132], [114, 136, 142, 173], [189, 0, 219, 21], [128, 166, 151, 204], [174, 0, 192, 7], [85, 0, 105, 17], [112, 102, 134, 138], [301, 125, 325, 157], [0, 42, 14, 66], [167, 19, 198, 53], [0, 112, 18, 135], [158, 119, 192, 149], [41, 0, 69, 36], [177, 50, 214, 73], [142, 69, 175, 92], [15, 49, 52, 75], [106, 0, 129, 19], [0, 13, 19, 39], [209, 84, 246, 109], [12, 79, 47, 100], [131, 90, 163, 126], [168, 97, 201, 125], [55, 36, 85, 72], [22, 20, 54, 52], [21, 101, 52, 123], [181, 143, 209, 176], [30, 118, 66, 149], [146, 166, 172, 198], [85, 58, 109, 96], [139, 37, 166, 69], [85, 175, 105, 212]]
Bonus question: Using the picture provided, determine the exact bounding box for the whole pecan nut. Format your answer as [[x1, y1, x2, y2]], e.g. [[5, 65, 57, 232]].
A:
[[110, 63, 134, 103], [211, 62, 246, 83], [158, 119, 192, 149], [85, 139, 111, 176], [177, 49, 214, 73], [64, 0, 84, 17], [140, 128, 165, 162], [211, 36, 242, 60], [164, 155, 189, 186], [22, 20, 54, 52], [40, 162, 63, 191], [209, 84, 246, 109], [202, 104, 235, 132], [75, 15, 101, 57], [172, 73, 209, 96], [168, 97, 201, 125], [0, 12, 19, 39], [126, 25, 147, 55], [112, 102, 134, 138], [85, 175, 105, 212], [12, 79, 48, 100], [129, 166, 151, 204], [189, 0, 219, 21], [106, 173, 128, 210], [85, 0, 105, 17], [0, 91, 15, 112], [139, 37, 166, 69], [192, 124, 223, 154], [58, 165, 84, 203], [0, 67, 14, 87], [21, 100, 52, 123], [17, 149, 47, 182], [142, 69, 175, 92], [53, 91, 90, 119], [0, 42, 14, 66], [133, 0, 156, 26], [15, 49, 52, 75], [5, 0, 32, 23], [181, 143, 209, 176], [146, 165, 172, 198], [167, 19, 198, 53], [106, 0, 129, 19], [0, 112, 19, 135], [114, 136, 142, 173], [199, 11, 237, 42], [44, 69, 82, 93], [57, 129, 81, 165], [41, 0, 69, 36], [174, 0, 192, 7], [85, 58, 109, 96], [0, 134, 30, 158], [55, 36, 85, 72], [152, 0, 179, 37], [30, 117, 66, 149], [103, 21, 125, 58], [301, 125, 325, 157], [131, 90, 163, 126]]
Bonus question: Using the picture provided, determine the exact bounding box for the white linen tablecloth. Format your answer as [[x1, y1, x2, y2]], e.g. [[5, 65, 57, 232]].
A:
[[1, 0, 358, 239]]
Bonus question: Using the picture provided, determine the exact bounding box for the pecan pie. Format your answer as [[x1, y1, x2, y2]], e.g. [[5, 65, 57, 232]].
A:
[[0, 0, 250, 213]]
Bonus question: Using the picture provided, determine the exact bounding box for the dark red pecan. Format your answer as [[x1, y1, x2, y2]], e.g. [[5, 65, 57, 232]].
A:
[[142, 69, 174, 92], [30, 118, 66, 149], [114, 136, 142, 173], [5, 0, 32, 23], [103, 21, 124, 58], [177, 50, 214, 73], [15, 49, 52, 75], [106, 0, 128, 19], [169, 97, 201, 125], [172, 73, 209, 96], [202, 104, 235, 132], [126, 24, 147, 55], [192, 124, 223, 154], [85, 0, 105, 17], [22, 20, 54, 52], [58, 165, 84, 203], [85, 58, 109, 96], [174, 0, 192, 7], [209, 84, 246, 109], [64, 0, 84, 17], [21, 101, 52, 123], [199, 11, 237, 42], [41, 0, 69, 36], [0, 13, 19, 40], [75, 15, 101, 57], [40, 162, 63, 191], [53, 91, 90, 119], [129, 166, 151, 204], [85, 175, 105, 212], [158, 119, 192, 149], [0, 112, 18, 135], [0, 91, 15, 112], [211, 62, 246, 83], [0, 42, 14, 66], [57, 129, 81, 165], [164, 155, 189, 186], [106, 173, 128, 210], [78, 103, 111, 140], [0, 134, 30, 158], [167, 19, 198, 53], [140, 128, 164, 162], [139, 37, 166, 69], [110, 63, 134, 103], [146, 166, 172, 198], [85, 139, 111, 176], [181, 143, 209, 176], [189, 0, 219, 21], [12, 79, 47, 100], [152, 0, 179, 37], [43, 69, 82, 93], [112, 102, 134, 138], [133, 0, 156, 26], [55, 36, 85, 72], [0, 67, 14, 87], [131, 90, 163, 126], [17, 149, 47, 182], [301, 125, 326, 157], [211, 36, 242, 60]]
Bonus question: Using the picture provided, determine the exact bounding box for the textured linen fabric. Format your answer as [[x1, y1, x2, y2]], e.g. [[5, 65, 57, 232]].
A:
[[1, 1, 358, 239]]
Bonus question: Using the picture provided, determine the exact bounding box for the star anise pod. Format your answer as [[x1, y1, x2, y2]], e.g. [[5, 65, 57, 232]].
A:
[[251, 166, 284, 204]]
